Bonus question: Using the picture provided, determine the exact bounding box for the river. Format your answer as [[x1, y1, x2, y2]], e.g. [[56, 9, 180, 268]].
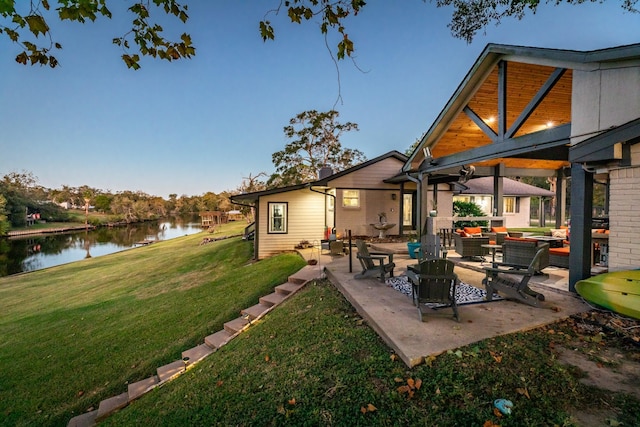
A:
[[0, 218, 204, 277]]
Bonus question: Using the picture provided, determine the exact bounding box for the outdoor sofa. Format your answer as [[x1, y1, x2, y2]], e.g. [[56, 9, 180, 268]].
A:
[[502, 237, 550, 272], [453, 227, 490, 259]]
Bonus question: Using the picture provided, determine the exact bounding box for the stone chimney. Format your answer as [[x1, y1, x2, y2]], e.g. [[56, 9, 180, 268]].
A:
[[318, 166, 333, 180]]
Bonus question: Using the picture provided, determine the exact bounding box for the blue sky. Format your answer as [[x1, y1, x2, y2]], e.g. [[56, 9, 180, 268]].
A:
[[1, 1, 638, 198]]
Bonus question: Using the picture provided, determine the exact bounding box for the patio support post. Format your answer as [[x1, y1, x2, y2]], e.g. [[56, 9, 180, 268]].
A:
[[405, 173, 424, 237], [419, 173, 427, 236], [492, 165, 504, 227], [555, 169, 567, 228], [399, 182, 405, 236], [569, 163, 593, 292]]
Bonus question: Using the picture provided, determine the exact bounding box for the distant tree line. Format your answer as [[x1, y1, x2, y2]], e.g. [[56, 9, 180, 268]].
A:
[[0, 171, 235, 231]]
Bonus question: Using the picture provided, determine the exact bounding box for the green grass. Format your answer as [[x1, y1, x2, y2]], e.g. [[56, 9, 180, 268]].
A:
[[508, 227, 550, 235], [0, 226, 306, 426], [104, 281, 640, 426], [2, 222, 637, 426]]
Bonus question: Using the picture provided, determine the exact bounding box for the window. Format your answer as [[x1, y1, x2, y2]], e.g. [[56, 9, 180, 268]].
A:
[[504, 197, 516, 214], [342, 190, 360, 207], [268, 202, 287, 233]]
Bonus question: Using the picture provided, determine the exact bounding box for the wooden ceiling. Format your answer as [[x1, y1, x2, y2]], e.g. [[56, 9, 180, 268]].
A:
[[430, 61, 573, 171]]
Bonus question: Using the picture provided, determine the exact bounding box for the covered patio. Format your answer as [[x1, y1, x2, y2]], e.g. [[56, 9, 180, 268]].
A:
[[400, 43, 640, 291], [302, 246, 589, 367]]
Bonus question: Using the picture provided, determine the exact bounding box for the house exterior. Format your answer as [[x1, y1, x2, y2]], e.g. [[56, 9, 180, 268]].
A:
[[402, 43, 640, 289], [453, 177, 555, 227], [232, 43, 640, 290], [231, 151, 415, 259]]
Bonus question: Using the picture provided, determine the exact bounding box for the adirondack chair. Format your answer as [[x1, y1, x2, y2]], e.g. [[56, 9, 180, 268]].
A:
[[482, 247, 546, 307], [415, 234, 447, 261], [354, 240, 395, 282], [406, 259, 459, 322]]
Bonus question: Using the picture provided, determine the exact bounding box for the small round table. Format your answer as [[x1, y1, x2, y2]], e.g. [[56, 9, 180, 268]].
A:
[[481, 244, 502, 267]]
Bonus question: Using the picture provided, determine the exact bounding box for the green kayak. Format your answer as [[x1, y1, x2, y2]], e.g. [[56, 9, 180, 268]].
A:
[[575, 270, 640, 320]]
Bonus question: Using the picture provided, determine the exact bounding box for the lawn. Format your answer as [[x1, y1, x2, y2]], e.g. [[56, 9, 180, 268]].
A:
[[2, 223, 638, 426], [0, 225, 306, 426], [105, 280, 640, 426]]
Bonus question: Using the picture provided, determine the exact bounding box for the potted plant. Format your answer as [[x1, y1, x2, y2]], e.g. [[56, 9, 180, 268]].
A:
[[406, 231, 421, 259]]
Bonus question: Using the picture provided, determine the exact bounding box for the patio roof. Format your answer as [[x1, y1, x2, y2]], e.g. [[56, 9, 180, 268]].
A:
[[404, 43, 640, 179], [457, 177, 555, 197]]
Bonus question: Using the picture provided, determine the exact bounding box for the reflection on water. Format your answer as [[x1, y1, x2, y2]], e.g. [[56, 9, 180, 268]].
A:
[[0, 218, 204, 277]]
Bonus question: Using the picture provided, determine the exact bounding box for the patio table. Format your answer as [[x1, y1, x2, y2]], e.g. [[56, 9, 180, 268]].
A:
[[481, 244, 502, 268], [528, 235, 565, 248]]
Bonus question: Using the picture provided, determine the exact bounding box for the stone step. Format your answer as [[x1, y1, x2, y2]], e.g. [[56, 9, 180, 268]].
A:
[[96, 392, 128, 421], [241, 303, 271, 320], [128, 375, 159, 401], [259, 292, 287, 307], [205, 329, 233, 349], [157, 360, 186, 382], [223, 316, 250, 334], [182, 344, 214, 366], [67, 410, 98, 427], [275, 281, 304, 295], [288, 265, 321, 284]]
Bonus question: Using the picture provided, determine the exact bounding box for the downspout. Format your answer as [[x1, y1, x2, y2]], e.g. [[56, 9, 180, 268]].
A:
[[309, 185, 336, 234]]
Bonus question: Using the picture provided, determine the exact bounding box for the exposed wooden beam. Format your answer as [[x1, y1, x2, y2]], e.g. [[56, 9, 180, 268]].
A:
[[421, 124, 570, 173], [463, 106, 497, 141], [506, 67, 566, 138]]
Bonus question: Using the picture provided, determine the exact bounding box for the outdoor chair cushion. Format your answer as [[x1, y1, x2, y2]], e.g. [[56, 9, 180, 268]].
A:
[[463, 227, 483, 237]]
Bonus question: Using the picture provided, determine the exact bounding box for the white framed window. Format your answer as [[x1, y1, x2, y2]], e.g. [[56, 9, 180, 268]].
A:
[[504, 197, 517, 214], [342, 190, 360, 208], [268, 202, 287, 233]]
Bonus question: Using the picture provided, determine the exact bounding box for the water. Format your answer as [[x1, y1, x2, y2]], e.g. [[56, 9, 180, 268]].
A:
[[0, 219, 204, 277]]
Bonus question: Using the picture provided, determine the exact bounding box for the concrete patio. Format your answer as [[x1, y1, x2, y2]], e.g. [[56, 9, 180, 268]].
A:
[[303, 242, 590, 367]]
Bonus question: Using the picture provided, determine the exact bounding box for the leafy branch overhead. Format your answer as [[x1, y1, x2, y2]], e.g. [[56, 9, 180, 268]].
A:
[[0, 0, 194, 69], [260, 0, 366, 60], [1, 1, 637, 69]]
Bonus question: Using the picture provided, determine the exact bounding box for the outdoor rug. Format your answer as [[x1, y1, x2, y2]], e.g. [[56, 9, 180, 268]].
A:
[[386, 275, 503, 308]]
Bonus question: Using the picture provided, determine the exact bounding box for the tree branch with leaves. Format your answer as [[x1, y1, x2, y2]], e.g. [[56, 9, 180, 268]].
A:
[[2, 1, 637, 69], [269, 109, 365, 187], [0, 0, 194, 69]]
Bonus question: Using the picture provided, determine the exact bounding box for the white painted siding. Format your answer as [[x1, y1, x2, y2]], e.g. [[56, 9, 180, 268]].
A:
[[572, 66, 640, 144], [257, 189, 326, 259], [335, 189, 401, 237], [327, 157, 404, 189]]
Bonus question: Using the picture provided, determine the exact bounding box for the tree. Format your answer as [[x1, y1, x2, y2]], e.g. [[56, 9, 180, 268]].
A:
[[453, 200, 487, 228], [234, 172, 268, 222], [436, 0, 638, 44], [4, 1, 635, 69], [0, 194, 9, 235], [269, 110, 365, 187]]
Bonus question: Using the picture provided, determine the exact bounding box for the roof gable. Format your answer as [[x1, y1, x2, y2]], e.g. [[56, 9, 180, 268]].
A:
[[231, 151, 407, 202], [404, 43, 640, 176]]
